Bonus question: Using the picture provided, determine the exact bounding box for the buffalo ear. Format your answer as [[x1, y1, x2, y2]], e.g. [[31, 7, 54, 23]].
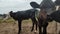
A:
[[10, 11, 13, 13], [30, 2, 40, 8]]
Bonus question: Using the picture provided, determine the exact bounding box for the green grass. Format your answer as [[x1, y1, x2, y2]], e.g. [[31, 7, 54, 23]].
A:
[[22, 19, 32, 24], [0, 17, 15, 23], [0, 17, 32, 23], [0, 19, 3, 23]]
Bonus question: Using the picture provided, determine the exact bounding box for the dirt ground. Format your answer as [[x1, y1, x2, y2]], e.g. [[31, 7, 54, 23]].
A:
[[0, 20, 60, 34]]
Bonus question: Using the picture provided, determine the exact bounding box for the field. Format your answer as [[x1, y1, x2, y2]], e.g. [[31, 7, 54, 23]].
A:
[[0, 18, 60, 34]]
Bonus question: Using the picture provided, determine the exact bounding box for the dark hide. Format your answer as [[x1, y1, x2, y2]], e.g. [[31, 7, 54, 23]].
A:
[[9, 9, 38, 34], [38, 10, 60, 34], [49, 10, 60, 22], [38, 9, 48, 34], [30, 2, 40, 8], [55, 0, 60, 5]]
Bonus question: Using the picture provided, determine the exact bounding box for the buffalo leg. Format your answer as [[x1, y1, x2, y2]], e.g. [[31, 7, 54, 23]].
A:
[[36, 21, 38, 31], [43, 22, 48, 34], [39, 26, 42, 34], [31, 18, 37, 32], [18, 20, 22, 34], [31, 22, 34, 32]]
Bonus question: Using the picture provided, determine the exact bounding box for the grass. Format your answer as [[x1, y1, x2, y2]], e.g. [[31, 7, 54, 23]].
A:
[[0, 17, 59, 34], [0, 17, 15, 23], [0, 17, 32, 24]]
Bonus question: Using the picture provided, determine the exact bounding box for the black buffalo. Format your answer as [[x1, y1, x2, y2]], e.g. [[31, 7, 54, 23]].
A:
[[48, 10, 60, 22], [9, 9, 38, 34]]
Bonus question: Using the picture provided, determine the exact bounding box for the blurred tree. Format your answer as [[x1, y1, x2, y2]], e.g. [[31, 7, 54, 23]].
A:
[[40, 0, 55, 9], [55, 0, 60, 5]]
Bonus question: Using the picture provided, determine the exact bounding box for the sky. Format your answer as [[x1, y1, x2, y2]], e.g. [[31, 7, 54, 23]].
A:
[[0, 0, 56, 14]]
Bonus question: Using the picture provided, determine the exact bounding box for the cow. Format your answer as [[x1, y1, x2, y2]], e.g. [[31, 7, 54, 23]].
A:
[[9, 9, 39, 34]]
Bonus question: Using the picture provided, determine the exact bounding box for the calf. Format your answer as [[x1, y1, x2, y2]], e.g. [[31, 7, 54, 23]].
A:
[[9, 9, 38, 34]]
